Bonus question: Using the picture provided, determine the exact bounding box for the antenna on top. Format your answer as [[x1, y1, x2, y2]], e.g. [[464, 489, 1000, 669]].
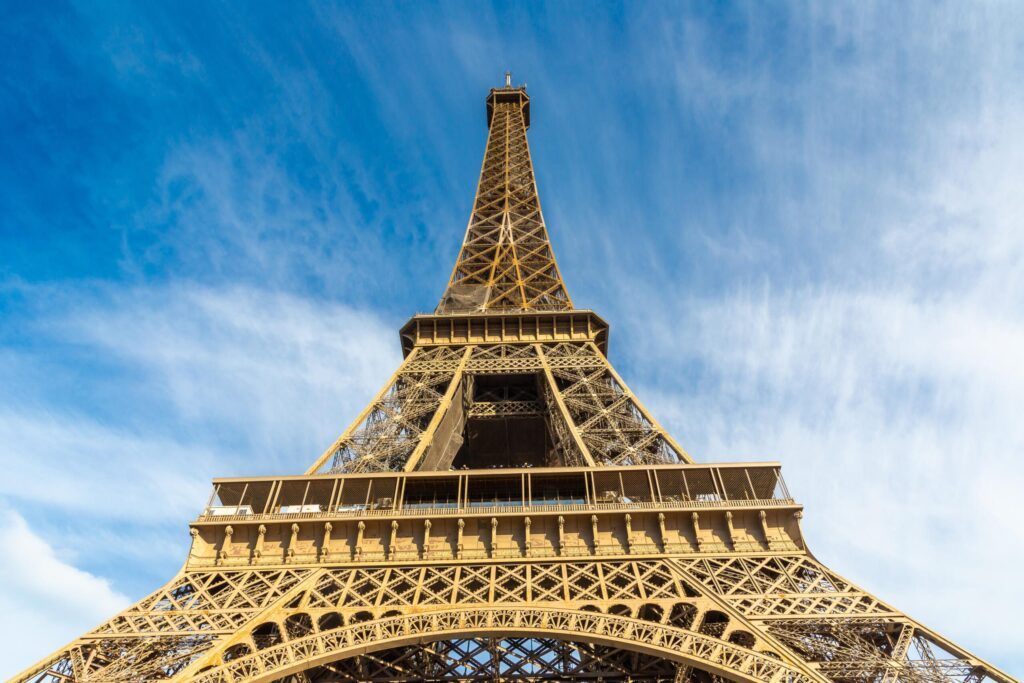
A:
[[505, 71, 512, 87]]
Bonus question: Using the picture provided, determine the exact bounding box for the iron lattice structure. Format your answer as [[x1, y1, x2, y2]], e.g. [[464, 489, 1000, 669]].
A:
[[14, 76, 1016, 683]]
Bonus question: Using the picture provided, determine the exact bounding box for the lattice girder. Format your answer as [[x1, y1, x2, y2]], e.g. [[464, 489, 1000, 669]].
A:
[[307, 637, 680, 683], [18, 548, 1014, 683], [310, 341, 690, 474], [14, 78, 1017, 683], [440, 85, 571, 313], [189, 607, 815, 683]]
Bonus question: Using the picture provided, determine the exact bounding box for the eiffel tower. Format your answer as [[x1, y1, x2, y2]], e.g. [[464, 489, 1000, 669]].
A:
[[15, 74, 1016, 683]]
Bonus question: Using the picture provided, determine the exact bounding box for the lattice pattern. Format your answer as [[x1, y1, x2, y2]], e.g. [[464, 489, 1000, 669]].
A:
[[21, 637, 217, 683], [546, 343, 686, 466], [326, 346, 468, 473], [192, 608, 813, 683], [670, 555, 1006, 683], [767, 621, 994, 683], [673, 555, 894, 618], [540, 374, 589, 467], [467, 343, 543, 371], [439, 91, 571, 312], [322, 342, 687, 473], [98, 569, 311, 635], [17, 555, 1012, 683], [17, 570, 312, 683], [284, 637, 681, 682], [300, 560, 695, 611]]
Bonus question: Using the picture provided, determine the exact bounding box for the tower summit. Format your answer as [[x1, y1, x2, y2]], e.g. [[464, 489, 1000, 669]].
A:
[[441, 70, 561, 313], [16, 77, 1016, 683]]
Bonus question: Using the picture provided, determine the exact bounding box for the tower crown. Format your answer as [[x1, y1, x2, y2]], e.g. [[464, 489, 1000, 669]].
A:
[[306, 80, 691, 475], [486, 80, 530, 129], [439, 76, 567, 313]]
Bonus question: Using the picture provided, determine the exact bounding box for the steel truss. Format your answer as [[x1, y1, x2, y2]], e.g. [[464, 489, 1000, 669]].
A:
[[12, 79, 1016, 683], [281, 636, 682, 682], [16, 553, 1013, 683], [313, 342, 690, 474], [440, 86, 570, 313]]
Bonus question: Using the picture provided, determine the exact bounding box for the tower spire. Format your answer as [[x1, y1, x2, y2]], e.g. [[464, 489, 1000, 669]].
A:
[[438, 80, 572, 313]]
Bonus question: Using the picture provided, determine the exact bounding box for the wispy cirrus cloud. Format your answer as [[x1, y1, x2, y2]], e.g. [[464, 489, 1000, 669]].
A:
[[0, 284, 396, 672], [635, 284, 1024, 664], [47, 285, 400, 460], [590, 4, 1024, 669]]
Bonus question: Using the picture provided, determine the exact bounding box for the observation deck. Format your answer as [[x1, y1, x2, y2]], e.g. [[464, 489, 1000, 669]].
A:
[[400, 309, 609, 356], [188, 463, 805, 568]]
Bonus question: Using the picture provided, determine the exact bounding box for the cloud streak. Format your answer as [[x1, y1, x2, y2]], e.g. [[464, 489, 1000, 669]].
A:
[[634, 284, 1024, 663], [598, 7, 1024, 666], [0, 284, 397, 675]]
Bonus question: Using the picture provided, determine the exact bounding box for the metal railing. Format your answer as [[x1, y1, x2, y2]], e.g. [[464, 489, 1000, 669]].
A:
[[196, 495, 796, 524]]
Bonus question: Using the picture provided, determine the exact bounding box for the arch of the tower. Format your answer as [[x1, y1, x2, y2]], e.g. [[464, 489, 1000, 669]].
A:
[[192, 607, 811, 683], [275, 638, 701, 682]]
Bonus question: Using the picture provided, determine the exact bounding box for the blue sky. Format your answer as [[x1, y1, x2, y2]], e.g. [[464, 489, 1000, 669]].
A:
[[2, 1, 1023, 676]]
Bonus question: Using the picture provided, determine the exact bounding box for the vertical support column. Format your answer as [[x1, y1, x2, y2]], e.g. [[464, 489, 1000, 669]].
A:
[[217, 526, 233, 565], [758, 511, 773, 550], [321, 522, 332, 562], [658, 513, 668, 552], [725, 511, 737, 549], [389, 521, 399, 560], [624, 514, 633, 554], [536, 344, 596, 467], [251, 524, 266, 562], [355, 521, 365, 560], [457, 519, 465, 559], [286, 523, 299, 563], [490, 518, 499, 558], [404, 347, 474, 472]]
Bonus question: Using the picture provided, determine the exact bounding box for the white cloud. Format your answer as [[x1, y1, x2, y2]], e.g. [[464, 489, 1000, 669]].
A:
[[0, 507, 130, 679], [576, 4, 1024, 673], [0, 283, 399, 674], [0, 411, 212, 521], [1, 284, 399, 517], [616, 49, 1024, 668], [635, 285, 1024, 664], [27, 284, 399, 468]]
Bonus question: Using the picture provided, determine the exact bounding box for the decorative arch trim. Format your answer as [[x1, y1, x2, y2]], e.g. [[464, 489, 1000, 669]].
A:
[[193, 607, 817, 683]]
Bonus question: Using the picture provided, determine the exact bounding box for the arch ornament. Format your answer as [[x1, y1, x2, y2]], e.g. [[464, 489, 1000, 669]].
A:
[[193, 607, 817, 683]]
